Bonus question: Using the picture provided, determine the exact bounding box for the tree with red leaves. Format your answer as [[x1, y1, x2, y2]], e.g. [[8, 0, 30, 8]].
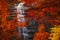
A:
[[0, 0, 19, 40], [33, 24, 49, 40]]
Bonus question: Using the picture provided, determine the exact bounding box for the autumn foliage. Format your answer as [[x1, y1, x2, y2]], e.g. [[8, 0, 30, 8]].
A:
[[0, 0, 19, 40], [0, 0, 60, 40]]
